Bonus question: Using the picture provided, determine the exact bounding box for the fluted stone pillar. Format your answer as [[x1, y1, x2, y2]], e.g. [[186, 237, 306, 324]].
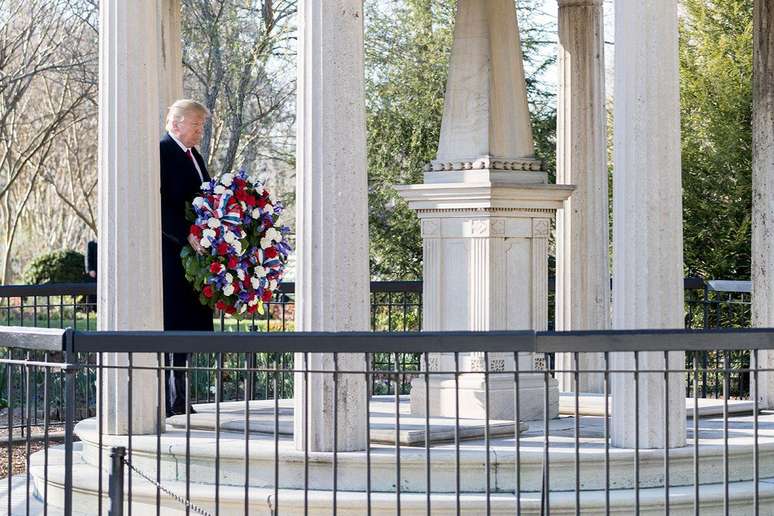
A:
[[158, 0, 183, 129], [555, 0, 610, 394], [611, 0, 685, 448], [752, 0, 774, 407], [293, 0, 369, 452], [98, 1, 164, 435], [398, 0, 572, 422]]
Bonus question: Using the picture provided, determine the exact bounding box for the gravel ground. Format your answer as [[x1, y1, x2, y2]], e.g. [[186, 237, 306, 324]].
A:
[[0, 408, 68, 481], [0, 438, 65, 480]]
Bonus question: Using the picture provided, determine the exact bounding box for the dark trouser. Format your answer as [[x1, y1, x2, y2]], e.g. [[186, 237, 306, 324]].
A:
[[165, 352, 189, 414]]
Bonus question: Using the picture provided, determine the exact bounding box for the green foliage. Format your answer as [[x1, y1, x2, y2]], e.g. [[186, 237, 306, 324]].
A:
[[23, 250, 86, 284], [365, 1, 558, 279], [680, 0, 753, 279]]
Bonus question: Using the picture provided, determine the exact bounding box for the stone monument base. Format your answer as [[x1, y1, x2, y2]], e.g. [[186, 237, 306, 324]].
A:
[[410, 374, 560, 421]]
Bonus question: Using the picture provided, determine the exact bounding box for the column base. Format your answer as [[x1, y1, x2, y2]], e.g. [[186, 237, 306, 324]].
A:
[[410, 374, 559, 421]]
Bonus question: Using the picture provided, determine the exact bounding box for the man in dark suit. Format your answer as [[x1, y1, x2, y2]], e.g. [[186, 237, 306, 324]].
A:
[[160, 99, 214, 415]]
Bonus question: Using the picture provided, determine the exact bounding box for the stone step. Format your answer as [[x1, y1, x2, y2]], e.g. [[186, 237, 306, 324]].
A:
[[30, 446, 774, 515], [72, 414, 774, 493], [559, 393, 756, 417]]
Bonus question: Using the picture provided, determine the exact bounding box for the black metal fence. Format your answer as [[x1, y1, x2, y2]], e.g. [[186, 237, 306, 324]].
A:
[[2, 327, 774, 514], [0, 278, 758, 431]]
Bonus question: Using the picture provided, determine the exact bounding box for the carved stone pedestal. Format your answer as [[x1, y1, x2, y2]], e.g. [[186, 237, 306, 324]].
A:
[[397, 180, 571, 421]]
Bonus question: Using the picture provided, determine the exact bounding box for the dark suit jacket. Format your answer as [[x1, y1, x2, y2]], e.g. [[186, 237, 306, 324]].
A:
[[85, 241, 97, 274], [160, 132, 214, 331]]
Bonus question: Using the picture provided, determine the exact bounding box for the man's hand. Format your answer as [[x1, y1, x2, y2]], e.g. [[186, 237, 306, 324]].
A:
[[188, 233, 205, 255]]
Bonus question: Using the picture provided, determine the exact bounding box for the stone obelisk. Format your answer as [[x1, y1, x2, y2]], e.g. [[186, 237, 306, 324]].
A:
[[397, 0, 573, 421]]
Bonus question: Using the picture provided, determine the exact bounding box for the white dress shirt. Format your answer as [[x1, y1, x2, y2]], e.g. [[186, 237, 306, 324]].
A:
[[169, 132, 204, 183]]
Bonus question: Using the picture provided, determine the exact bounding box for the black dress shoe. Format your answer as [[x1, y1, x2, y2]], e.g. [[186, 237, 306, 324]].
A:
[[169, 403, 197, 416]]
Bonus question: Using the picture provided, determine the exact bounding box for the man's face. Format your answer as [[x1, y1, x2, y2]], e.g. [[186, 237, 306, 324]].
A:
[[173, 113, 205, 148]]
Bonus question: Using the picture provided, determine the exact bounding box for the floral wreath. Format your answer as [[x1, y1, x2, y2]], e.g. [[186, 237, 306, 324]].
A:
[[181, 169, 291, 318]]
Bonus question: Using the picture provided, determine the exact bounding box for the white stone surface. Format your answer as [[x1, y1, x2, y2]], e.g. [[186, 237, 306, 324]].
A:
[[293, 0, 369, 452], [752, 0, 774, 408], [398, 184, 571, 422], [30, 413, 774, 514], [170, 396, 527, 446], [68, 411, 774, 493], [432, 0, 535, 172], [554, 0, 610, 394], [398, 0, 572, 423], [611, 0, 686, 449], [158, 0, 183, 130], [559, 392, 756, 418], [98, 0, 164, 436]]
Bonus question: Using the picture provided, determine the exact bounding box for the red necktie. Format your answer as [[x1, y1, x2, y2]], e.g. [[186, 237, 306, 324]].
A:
[[186, 149, 196, 166]]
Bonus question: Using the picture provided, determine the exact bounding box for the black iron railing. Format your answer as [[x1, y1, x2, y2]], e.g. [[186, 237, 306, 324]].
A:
[[0, 277, 758, 423], [2, 327, 774, 514]]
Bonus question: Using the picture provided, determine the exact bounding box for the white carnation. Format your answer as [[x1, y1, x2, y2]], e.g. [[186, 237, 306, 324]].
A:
[[266, 228, 280, 241], [200, 238, 211, 248], [255, 267, 267, 278], [200, 182, 211, 190], [192, 197, 205, 208], [222, 284, 234, 296], [221, 173, 234, 187], [265, 203, 273, 212], [203, 229, 216, 239], [260, 237, 272, 249], [269, 279, 278, 291], [250, 277, 260, 289], [214, 185, 226, 195], [251, 208, 261, 219], [239, 304, 247, 313], [224, 273, 233, 284], [237, 269, 246, 281], [223, 231, 236, 244], [207, 217, 221, 229]]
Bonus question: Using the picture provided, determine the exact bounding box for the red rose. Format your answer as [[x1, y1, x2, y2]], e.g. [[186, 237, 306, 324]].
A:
[[232, 282, 241, 294], [217, 242, 229, 256], [224, 305, 237, 315], [258, 198, 267, 209], [203, 285, 214, 298], [215, 300, 227, 311], [264, 247, 278, 259], [209, 262, 222, 274], [261, 290, 273, 302], [227, 256, 238, 269], [190, 225, 203, 238], [247, 304, 258, 314]]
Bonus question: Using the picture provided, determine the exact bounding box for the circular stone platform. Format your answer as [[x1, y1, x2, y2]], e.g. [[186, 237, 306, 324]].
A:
[[29, 397, 774, 515]]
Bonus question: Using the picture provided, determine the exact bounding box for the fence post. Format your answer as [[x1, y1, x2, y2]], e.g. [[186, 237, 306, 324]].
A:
[[63, 327, 76, 516], [109, 446, 126, 516]]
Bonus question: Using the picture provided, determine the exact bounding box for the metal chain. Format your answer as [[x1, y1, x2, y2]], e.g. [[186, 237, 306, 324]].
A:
[[122, 457, 213, 516]]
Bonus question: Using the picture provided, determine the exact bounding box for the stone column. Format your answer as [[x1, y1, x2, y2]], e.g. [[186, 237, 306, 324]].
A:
[[98, 1, 164, 435], [752, 0, 774, 407], [158, 0, 183, 129], [611, 0, 685, 448], [293, 0, 369, 452], [555, 0, 610, 394], [397, 0, 573, 422]]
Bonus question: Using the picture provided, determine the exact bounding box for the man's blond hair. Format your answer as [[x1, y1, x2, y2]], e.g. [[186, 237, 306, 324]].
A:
[[165, 99, 210, 132]]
